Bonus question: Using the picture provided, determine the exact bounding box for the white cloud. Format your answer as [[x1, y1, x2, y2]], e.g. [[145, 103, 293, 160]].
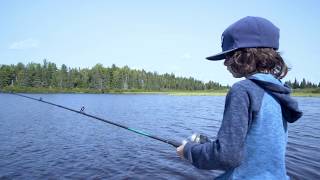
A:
[[9, 38, 39, 50]]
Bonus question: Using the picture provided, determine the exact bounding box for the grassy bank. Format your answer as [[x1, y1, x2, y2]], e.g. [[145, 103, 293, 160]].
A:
[[0, 86, 228, 96], [1, 86, 320, 97], [291, 88, 320, 97]]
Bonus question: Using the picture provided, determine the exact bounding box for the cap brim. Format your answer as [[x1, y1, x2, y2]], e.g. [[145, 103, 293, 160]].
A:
[[206, 48, 238, 61]]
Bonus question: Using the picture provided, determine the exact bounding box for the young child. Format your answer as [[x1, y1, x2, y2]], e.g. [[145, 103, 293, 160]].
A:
[[177, 16, 302, 179]]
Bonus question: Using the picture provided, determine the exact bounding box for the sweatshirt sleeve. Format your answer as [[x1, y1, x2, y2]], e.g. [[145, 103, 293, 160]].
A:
[[183, 83, 250, 170]]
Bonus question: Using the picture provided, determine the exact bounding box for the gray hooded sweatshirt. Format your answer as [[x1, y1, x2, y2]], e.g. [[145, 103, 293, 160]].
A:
[[183, 73, 302, 180]]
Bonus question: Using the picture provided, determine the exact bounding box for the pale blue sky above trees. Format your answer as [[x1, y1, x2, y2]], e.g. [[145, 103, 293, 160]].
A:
[[0, 0, 319, 85]]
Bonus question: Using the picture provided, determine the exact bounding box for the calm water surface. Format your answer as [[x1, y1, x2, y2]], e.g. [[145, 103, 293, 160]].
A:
[[0, 94, 319, 179]]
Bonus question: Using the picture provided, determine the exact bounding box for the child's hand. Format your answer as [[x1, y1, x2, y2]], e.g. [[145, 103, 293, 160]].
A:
[[176, 144, 185, 159]]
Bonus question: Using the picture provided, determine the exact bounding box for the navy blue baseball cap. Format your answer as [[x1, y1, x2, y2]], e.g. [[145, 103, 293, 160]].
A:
[[206, 16, 280, 61]]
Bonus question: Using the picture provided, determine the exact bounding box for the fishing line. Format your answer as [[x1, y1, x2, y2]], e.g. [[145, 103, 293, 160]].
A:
[[8, 92, 181, 148]]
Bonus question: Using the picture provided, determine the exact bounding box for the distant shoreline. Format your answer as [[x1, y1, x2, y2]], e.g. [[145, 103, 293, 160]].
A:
[[1, 86, 320, 97]]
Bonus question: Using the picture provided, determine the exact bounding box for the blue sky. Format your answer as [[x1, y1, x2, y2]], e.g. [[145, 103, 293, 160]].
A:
[[0, 0, 319, 85]]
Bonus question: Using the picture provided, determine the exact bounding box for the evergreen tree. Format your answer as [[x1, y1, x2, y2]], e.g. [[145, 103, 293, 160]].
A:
[[293, 78, 300, 89], [300, 78, 307, 89], [3, 60, 317, 92]]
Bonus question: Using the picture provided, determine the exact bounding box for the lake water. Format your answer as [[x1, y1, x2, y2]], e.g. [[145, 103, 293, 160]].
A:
[[0, 94, 319, 179]]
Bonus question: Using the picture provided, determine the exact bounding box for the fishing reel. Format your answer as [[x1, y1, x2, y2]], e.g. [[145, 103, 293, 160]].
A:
[[182, 133, 210, 145]]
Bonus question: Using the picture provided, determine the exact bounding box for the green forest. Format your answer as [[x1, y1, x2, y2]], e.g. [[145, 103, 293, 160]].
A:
[[0, 60, 225, 93], [0, 60, 319, 95]]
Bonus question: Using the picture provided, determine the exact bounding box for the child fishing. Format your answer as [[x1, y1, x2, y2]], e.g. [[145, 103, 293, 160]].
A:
[[177, 16, 303, 179]]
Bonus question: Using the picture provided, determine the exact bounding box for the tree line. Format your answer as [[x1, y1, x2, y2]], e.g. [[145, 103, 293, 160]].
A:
[[1, 60, 318, 91], [0, 60, 225, 91], [285, 79, 320, 89]]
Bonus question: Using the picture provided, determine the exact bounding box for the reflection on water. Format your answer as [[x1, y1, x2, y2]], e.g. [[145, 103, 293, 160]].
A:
[[0, 94, 319, 179]]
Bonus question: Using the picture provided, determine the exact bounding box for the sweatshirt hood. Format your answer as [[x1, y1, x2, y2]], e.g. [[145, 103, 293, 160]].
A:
[[247, 73, 303, 123]]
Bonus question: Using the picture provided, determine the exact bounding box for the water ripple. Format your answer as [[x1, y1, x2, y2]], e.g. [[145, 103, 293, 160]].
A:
[[0, 94, 319, 179]]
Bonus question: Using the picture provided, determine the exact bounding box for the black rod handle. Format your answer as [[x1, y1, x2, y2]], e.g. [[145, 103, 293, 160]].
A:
[[167, 140, 181, 148]]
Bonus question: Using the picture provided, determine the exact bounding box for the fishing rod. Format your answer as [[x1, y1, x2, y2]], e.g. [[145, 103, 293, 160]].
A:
[[8, 92, 181, 148]]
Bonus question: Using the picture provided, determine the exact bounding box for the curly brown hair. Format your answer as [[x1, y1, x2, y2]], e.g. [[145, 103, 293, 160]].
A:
[[224, 48, 288, 79]]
